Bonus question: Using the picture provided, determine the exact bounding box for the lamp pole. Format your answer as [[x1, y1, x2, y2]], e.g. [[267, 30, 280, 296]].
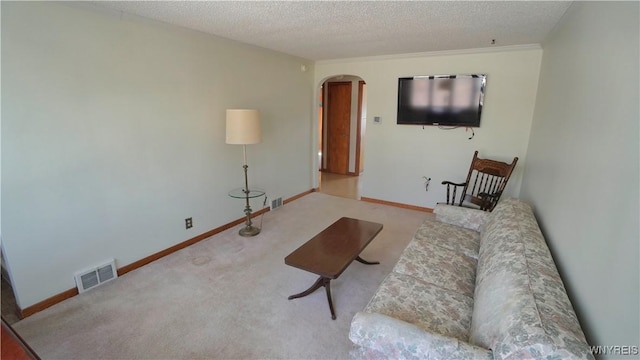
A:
[[240, 144, 260, 236]]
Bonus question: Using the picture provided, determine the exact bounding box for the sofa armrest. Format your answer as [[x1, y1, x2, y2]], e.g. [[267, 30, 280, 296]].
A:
[[434, 204, 489, 232], [349, 312, 492, 360]]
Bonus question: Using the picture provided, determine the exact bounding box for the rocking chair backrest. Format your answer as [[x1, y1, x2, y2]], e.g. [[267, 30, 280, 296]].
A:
[[461, 151, 518, 210]]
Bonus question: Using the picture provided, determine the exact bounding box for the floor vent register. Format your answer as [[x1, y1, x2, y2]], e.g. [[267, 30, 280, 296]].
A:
[[74, 259, 118, 293]]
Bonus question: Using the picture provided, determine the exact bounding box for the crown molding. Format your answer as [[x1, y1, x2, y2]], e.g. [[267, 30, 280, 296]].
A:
[[316, 44, 542, 65]]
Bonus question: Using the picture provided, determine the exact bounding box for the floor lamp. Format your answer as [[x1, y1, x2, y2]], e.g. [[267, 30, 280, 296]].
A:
[[226, 109, 262, 237]]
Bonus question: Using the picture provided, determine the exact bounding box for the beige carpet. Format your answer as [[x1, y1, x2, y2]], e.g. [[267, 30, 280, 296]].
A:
[[13, 193, 432, 359]]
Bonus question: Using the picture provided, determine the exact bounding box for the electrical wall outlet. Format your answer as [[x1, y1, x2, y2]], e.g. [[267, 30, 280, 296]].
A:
[[185, 217, 193, 229]]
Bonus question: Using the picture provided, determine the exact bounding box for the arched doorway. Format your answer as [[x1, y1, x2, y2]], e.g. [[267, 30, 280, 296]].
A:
[[317, 75, 367, 200]]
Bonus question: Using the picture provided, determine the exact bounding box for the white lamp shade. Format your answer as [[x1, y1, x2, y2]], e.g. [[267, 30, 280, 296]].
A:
[[225, 109, 262, 145]]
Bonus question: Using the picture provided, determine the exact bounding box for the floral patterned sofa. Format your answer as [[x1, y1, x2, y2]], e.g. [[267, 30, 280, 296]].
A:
[[349, 198, 593, 359]]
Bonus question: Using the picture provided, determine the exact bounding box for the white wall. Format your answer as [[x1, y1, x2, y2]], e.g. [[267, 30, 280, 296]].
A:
[[315, 49, 542, 207], [1, 2, 314, 309], [520, 1, 639, 352]]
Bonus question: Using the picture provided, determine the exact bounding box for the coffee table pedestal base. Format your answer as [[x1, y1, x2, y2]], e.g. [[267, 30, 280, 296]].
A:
[[288, 276, 336, 320], [287, 256, 379, 320]]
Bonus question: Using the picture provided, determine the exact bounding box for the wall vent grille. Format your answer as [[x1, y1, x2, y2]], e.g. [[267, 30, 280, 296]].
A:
[[74, 259, 117, 293], [270, 197, 283, 210]]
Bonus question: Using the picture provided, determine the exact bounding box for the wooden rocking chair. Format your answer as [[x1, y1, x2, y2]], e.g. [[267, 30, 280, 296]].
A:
[[442, 151, 518, 211]]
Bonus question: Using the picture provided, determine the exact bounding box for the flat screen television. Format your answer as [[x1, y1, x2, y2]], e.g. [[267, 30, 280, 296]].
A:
[[397, 74, 486, 127]]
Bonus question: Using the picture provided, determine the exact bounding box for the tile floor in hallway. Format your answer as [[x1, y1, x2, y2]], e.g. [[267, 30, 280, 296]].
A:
[[318, 171, 361, 200]]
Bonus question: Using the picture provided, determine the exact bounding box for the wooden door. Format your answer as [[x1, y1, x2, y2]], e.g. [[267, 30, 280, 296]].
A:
[[326, 82, 352, 174]]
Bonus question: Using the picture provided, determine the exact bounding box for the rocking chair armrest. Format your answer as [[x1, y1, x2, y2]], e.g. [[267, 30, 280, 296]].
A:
[[441, 180, 467, 187], [441, 180, 467, 206]]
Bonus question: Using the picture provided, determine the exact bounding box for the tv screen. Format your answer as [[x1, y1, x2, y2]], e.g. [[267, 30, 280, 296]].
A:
[[397, 74, 486, 127]]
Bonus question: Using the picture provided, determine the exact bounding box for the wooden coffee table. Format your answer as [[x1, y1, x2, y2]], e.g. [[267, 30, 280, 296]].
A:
[[285, 217, 383, 320]]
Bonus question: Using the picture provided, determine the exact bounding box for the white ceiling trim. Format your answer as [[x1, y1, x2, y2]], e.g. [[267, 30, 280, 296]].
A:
[[315, 44, 543, 65]]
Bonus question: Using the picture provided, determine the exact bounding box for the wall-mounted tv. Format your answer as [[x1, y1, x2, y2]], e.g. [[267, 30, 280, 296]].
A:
[[397, 74, 486, 127]]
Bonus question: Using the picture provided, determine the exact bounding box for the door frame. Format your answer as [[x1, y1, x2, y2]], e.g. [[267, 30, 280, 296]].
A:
[[320, 77, 365, 176], [355, 80, 365, 174]]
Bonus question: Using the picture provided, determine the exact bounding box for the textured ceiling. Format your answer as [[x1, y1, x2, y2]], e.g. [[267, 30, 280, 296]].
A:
[[93, 1, 572, 61]]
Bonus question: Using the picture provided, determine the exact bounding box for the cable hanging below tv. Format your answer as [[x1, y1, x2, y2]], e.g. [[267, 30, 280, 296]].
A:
[[397, 74, 486, 127]]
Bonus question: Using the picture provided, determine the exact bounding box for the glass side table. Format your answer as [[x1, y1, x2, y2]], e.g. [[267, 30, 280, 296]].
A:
[[228, 188, 266, 237]]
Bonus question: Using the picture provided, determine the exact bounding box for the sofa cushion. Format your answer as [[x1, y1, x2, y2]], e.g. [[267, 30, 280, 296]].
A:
[[434, 204, 490, 232], [412, 218, 480, 259], [393, 235, 477, 297], [470, 198, 593, 359], [349, 312, 493, 360], [364, 272, 474, 342]]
